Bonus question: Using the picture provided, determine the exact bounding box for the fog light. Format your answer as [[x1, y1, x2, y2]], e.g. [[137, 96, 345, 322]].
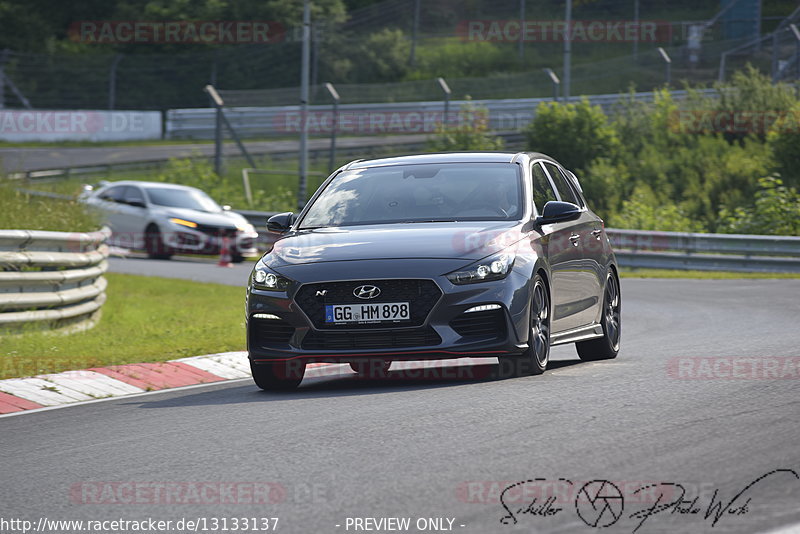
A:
[[464, 304, 502, 313], [253, 313, 281, 320]]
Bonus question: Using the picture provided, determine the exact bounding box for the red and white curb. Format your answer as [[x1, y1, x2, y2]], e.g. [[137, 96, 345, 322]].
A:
[[0, 354, 499, 415], [0, 351, 319, 415]]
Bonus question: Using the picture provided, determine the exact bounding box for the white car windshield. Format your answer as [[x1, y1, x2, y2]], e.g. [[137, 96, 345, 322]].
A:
[[146, 187, 221, 212]]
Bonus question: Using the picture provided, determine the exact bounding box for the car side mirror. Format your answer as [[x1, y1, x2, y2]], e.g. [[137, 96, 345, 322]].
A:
[[222, 205, 231, 211], [535, 201, 581, 225], [267, 212, 295, 234]]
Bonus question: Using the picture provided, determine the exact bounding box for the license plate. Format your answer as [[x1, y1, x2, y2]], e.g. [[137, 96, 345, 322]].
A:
[[325, 302, 410, 324]]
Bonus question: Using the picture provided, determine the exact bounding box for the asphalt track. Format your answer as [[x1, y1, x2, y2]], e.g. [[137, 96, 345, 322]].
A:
[[2, 266, 799, 533]]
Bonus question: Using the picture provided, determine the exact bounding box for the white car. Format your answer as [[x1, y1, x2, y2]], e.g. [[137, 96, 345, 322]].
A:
[[82, 180, 258, 262]]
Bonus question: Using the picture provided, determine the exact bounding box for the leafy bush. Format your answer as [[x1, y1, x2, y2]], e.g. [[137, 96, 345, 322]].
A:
[[712, 65, 798, 142], [611, 184, 703, 232], [766, 103, 800, 190], [409, 40, 516, 79], [427, 100, 504, 152], [352, 28, 411, 83], [718, 176, 800, 236], [580, 157, 631, 222], [525, 98, 619, 172]]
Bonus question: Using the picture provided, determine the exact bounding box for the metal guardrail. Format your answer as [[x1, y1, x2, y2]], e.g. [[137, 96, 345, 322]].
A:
[[166, 89, 715, 140], [233, 213, 800, 273], [606, 229, 800, 273], [0, 227, 111, 331]]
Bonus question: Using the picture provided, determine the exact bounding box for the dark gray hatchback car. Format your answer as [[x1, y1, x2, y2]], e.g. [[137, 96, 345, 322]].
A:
[[246, 152, 620, 390]]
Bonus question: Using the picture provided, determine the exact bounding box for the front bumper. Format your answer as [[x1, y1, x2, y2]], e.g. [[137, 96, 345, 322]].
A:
[[164, 228, 259, 257], [246, 271, 532, 364]]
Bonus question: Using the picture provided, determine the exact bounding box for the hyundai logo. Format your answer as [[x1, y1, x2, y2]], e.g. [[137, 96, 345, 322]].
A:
[[353, 285, 381, 299]]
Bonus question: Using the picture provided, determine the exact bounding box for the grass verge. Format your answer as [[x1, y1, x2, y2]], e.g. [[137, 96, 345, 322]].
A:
[[0, 184, 99, 232], [0, 273, 246, 380], [619, 268, 800, 279]]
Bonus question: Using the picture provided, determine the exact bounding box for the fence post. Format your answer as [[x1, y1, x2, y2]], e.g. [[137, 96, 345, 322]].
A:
[[658, 47, 672, 86], [324, 82, 340, 173], [437, 77, 451, 126], [409, 0, 421, 67], [204, 85, 224, 176], [108, 54, 123, 110], [544, 68, 560, 102], [0, 49, 7, 109]]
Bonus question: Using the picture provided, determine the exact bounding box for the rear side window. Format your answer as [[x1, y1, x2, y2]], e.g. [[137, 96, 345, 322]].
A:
[[531, 162, 557, 214], [544, 163, 580, 206]]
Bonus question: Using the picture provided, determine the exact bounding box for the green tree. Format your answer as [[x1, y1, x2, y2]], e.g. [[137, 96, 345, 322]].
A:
[[428, 100, 504, 152], [712, 64, 798, 142], [525, 98, 619, 172]]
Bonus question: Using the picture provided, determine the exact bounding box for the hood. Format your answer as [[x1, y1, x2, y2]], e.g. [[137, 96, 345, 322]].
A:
[[266, 222, 525, 267], [155, 206, 249, 228]]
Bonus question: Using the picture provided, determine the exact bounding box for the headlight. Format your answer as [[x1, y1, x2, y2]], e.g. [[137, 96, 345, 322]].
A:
[[252, 264, 292, 291], [237, 223, 255, 233], [446, 251, 516, 285], [170, 218, 198, 228]]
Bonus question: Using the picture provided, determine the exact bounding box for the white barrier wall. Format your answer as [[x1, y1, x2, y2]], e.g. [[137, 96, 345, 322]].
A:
[[0, 110, 162, 142]]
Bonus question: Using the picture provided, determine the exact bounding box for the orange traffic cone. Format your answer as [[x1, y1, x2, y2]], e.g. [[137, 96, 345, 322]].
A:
[[217, 236, 233, 267]]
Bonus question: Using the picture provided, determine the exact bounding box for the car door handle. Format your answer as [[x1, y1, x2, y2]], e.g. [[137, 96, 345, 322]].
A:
[[569, 233, 580, 246], [591, 229, 603, 239]]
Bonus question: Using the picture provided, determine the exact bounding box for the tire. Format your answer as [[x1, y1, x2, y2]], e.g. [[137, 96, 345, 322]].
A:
[[250, 360, 305, 391], [502, 274, 550, 377], [576, 270, 621, 361], [144, 225, 172, 260], [350, 360, 391, 378]]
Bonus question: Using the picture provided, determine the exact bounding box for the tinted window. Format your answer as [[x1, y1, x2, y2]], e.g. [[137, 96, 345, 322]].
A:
[[145, 188, 221, 212], [300, 163, 522, 228], [544, 162, 579, 205], [531, 163, 557, 214], [124, 187, 146, 206], [99, 186, 127, 203]]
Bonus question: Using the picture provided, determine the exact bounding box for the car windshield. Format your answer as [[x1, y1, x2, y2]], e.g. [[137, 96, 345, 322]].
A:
[[300, 163, 522, 228], [145, 187, 221, 212]]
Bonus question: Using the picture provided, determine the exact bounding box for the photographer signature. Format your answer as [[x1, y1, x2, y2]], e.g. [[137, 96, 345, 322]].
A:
[[498, 468, 799, 531]]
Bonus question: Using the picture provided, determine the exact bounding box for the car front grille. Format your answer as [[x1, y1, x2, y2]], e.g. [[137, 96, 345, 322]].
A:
[[294, 279, 442, 329], [196, 224, 237, 239], [302, 327, 441, 351], [249, 316, 295, 347], [450, 309, 506, 339]]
